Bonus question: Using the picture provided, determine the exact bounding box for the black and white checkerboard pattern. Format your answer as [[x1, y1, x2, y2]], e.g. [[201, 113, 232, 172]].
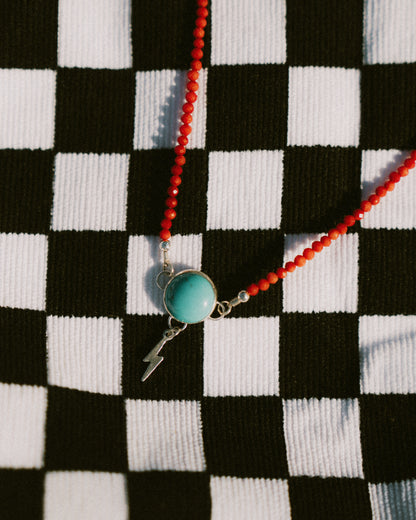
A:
[[1, 0, 416, 518]]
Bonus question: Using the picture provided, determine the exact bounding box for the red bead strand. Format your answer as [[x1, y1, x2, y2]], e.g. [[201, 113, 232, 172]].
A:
[[246, 151, 416, 295], [159, 1, 209, 240]]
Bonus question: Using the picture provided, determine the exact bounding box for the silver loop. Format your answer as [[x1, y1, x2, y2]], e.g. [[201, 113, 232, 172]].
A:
[[209, 300, 232, 320], [156, 268, 174, 290], [167, 316, 188, 333]]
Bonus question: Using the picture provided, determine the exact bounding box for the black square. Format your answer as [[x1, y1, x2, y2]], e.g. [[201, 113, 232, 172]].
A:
[[0, 0, 57, 68], [361, 65, 416, 149], [55, 69, 134, 153], [279, 313, 360, 398], [202, 230, 284, 318], [281, 147, 362, 234], [47, 231, 128, 317], [45, 387, 127, 471], [0, 469, 44, 520], [132, 0, 210, 71], [287, 0, 363, 67], [0, 309, 46, 387], [128, 150, 208, 236], [202, 397, 288, 478], [207, 65, 287, 151], [360, 395, 416, 482], [128, 471, 211, 520], [289, 477, 372, 520], [0, 151, 53, 234], [123, 315, 203, 400], [359, 230, 416, 315]]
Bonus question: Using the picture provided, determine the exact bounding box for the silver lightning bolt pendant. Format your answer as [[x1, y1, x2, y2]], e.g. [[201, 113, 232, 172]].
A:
[[141, 322, 187, 382]]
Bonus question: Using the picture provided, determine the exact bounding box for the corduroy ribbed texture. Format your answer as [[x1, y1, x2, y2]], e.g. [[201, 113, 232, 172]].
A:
[[0, 1, 415, 519]]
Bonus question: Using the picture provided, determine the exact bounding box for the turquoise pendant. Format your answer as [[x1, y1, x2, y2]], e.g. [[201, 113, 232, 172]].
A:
[[163, 270, 217, 324]]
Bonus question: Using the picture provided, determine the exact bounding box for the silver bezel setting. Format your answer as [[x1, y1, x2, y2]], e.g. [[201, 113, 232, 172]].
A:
[[163, 269, 218, 324]]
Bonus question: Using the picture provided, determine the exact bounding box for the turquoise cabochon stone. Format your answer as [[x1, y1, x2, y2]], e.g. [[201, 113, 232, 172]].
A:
[[164, 271, 217, 324]]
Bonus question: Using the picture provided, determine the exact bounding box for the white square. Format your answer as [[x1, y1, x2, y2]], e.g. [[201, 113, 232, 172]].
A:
[[359, 315, 416, 394], [361, 150, 416, 229], [287, 67, 360, 147], [44, 471, 128, 520], [47, 316, 122, 395], [134, 69, 207, 150], [211, 0, 286, 65], [58, 0, 132, 68], [0, 69, 56, 150], [126, 233, 203, 315], [125, 399, 206, 472], [369, 480, 416, 520], [0, 383, 47, 468], [210, 476, 291, 520], [52, 153, 129, 231], [0, 233, 48, 311], [283, 398, 364, 477], [204, 317, 279, 397], [364, 0, 416, 64], [207, 151, 284, 230], [282, 233, 359, 313]]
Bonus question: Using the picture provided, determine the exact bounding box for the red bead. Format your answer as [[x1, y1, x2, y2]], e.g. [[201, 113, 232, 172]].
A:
[[187, 71, 199, 82], [411, 150, 416, 162], [196, 7, 209, 17], [171, 165, 183, 175], [174, 145, 186, 155], [170, 175, 182, 186], [161, 218, 172, 229], [353, 209, 364, 220], [187, 81, 199, 92], [166, 197, 177, 208], [336, 223, 348, 235], [193, 38, 205, 49], [320, 236, 331, 247], [182, 104, 194, 115], [160, 229, 171, 241], [174, 155, 186, 166], [303, 248, 315, 260], [267, 272, 278, 284], [277, 267, 287, 279], [177, 136, 189, 146], [285, 261, 296, 273], [376, 186, 387, 197], [195, 17, 207, 28], [404, 158, 415, 169], [294, 255, 306, 267], [186, 91, 197, 103], [190, 59, 202, 71], [191, 48, 203, 60], [389, 171, 401, 183], [360, 200, 372, 212], [164, 209, 176, 220], [328, 228, 340, 240], [180, 124, 192, 136], [247, 283, 259, 296], [181, 114, 193, 125], [369, 194, 380, 205], [193, 27, 205, 38], [344, 215, 356, 227], [384, 180, 395, 191], [398, 166, 409, 177], [167, 186, 179, 197], [258, 279, 270, 291], [197, 0, 208, 6], [312, 241, 324, 252]]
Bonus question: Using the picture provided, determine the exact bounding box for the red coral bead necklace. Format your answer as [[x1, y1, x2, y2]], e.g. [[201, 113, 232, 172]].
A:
[[141, 0, 416, 382]]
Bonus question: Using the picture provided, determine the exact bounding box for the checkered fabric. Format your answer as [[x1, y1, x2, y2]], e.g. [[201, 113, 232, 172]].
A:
[[0, 1, 415, 519]]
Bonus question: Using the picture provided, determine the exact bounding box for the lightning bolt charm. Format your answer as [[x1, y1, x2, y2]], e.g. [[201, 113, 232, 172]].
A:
[[141, 322, 187, 382]]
